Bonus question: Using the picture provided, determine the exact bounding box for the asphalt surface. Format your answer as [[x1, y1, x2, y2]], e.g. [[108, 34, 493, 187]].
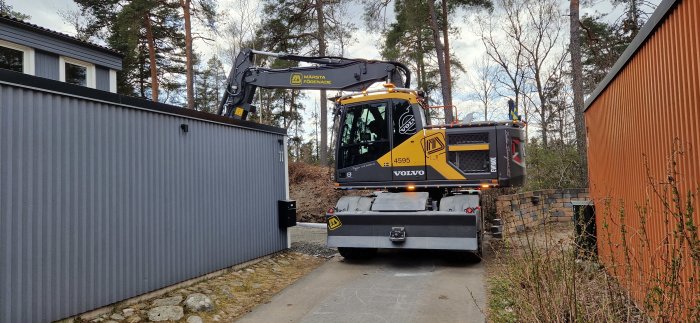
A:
[[238, 226, 486, 323]]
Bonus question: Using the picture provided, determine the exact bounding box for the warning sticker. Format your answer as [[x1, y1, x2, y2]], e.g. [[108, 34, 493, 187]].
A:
[[290, 73, 302, 85], [327, 216, 342, 231]]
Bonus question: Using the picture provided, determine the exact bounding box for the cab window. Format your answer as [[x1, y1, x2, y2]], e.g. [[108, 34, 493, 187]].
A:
[[338, 102, 390, 169]]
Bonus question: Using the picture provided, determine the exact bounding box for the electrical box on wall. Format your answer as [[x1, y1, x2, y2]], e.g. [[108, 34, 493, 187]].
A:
[[278, 200, 297, 228]]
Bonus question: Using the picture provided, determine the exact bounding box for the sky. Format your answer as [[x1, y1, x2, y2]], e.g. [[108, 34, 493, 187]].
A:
[[9, 0, 661, 141]]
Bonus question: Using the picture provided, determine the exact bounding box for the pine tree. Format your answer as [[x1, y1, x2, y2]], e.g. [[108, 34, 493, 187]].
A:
[[570, 0, 587, 185], [194, 56, 225, 113], [376, 0, 491, 122], [382, 0, 440, 100], [0, 0, 29, 20], [255, 0, 354, 165], [75, 0, 186, 102], [178, 0, 215, 109], [579, 15, 633, 94]]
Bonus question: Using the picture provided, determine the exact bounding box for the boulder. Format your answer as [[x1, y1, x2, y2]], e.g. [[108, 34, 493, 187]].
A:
[[151, 295, 183, 307], [147, 306, 184, 322], [122, 308, 135, 317], [110, 313, 124, 321], [184, 293, 214, 312], [125, 316, 142, 323]]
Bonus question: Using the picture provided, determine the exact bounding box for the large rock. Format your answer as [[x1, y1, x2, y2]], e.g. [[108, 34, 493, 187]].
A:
[[122, 308, 135, 317], [110, 313, 124, 321], [147, 306, 184, 322], [125, 316, 141, 323], [151, 295, 183, 307], [184, 293, 214, 312], [187, 316, 204, 323]]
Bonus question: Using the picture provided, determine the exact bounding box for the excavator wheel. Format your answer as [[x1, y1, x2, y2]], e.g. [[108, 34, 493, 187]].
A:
[[474, 229, 484, 261], [451, 231, 483, 264], [337, 247, 377, 260]]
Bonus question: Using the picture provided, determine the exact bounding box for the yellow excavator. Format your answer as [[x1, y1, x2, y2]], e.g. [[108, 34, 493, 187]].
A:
[[219, 49, 525, 259]]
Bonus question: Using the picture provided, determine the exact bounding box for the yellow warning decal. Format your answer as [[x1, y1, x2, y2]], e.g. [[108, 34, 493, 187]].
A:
[[327, 216, 342, 231], [234, 107, 244, 117], [290, 73, 302, 85]]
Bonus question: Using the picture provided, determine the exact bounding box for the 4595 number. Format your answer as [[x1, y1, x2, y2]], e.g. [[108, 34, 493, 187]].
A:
[[393, 157, 411, 164]]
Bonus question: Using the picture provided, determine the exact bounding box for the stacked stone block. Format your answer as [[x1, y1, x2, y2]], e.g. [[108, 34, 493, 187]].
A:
[[495, 189, 590, 235]]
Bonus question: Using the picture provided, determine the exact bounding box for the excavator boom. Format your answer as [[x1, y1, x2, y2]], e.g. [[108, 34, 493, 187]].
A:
[[218, 48, 411, 119]]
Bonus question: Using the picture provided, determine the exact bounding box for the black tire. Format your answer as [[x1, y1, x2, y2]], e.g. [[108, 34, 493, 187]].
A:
[[337, 247, 377, 259], [472, 230, 484, 262], [450, 232, 482, 263]]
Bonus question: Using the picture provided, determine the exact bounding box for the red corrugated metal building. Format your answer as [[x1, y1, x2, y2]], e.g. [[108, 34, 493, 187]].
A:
[[584, 0, 699, 319]]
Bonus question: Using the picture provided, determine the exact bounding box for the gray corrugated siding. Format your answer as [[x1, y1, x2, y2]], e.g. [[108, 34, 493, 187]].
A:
[[34, 50, 59, 80], [0, 81, 288, 322], [95, 66, 110, 91], [0, 23, 122, 70]]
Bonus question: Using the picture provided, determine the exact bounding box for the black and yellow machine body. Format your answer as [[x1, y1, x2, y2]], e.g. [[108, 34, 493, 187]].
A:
[[217, 48, 525, 258], [326, 90, 525, 256], [333, 91, 525, 189]]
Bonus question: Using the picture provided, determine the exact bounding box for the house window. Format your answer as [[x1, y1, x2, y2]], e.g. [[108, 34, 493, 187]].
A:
[[0, 39, 35, 75], [59, 57, 95, 88], [0, 46, 23, 72], [65, 62, 87, 86]]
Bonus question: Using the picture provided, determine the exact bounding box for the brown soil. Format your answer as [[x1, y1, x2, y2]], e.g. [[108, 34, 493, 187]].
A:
[[289, 162, 369, 223]]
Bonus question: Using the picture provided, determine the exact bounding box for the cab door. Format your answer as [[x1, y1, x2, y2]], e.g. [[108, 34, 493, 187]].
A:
[[336, 101, 392, 183], [390, 100, 426, 181]]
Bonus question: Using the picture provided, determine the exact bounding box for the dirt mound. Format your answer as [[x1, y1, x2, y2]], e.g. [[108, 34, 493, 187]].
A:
[[288, 162, 345, 223]]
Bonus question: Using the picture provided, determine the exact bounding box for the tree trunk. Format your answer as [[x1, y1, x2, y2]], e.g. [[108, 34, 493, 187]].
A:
[[427, 0, 453, 123], [181, 0, 195, 109], [483, 98, 488, 121], [440, 0, 453, 106], [417, 31, 426, 91], [315, 0, 328, 166], [144, 13, 159, 102], [570, 0, 588, 184], [535, 72, 549, 147]]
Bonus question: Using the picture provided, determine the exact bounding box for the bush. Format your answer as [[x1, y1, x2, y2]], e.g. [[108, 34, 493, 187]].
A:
[[524, 140, 585, 191]]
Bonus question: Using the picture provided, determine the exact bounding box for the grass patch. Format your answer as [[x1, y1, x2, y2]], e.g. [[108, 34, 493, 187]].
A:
[[487, 275, 517, 323]]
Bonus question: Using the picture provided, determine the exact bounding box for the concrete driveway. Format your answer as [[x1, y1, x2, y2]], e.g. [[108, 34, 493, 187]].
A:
[[238, 226, 486, 323]]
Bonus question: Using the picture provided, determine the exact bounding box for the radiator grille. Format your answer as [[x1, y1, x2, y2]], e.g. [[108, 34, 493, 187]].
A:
[[449, 151, 490, 173], [447, 133, 489, 145]]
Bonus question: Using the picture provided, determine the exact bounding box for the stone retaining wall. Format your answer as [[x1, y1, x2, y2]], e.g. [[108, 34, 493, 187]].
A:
[[496, 189, 589, 234]]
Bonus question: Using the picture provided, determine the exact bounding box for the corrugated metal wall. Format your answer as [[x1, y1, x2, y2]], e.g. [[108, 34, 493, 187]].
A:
[[0, 76, 288, 322], [585, 0, 699, 317]]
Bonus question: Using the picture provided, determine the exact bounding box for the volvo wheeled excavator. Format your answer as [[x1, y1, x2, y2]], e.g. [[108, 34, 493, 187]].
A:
[[219, 49, 526, 259]]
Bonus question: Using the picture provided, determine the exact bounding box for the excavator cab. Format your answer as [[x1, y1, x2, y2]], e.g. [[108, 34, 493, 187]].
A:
[[335, 91, 428, 185]]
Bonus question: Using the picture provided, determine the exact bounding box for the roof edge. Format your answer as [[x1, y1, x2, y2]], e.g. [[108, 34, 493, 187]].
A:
[[583, 0, 680, 111], [0, 15, 124, 58], [0, 69, 287, 136]]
